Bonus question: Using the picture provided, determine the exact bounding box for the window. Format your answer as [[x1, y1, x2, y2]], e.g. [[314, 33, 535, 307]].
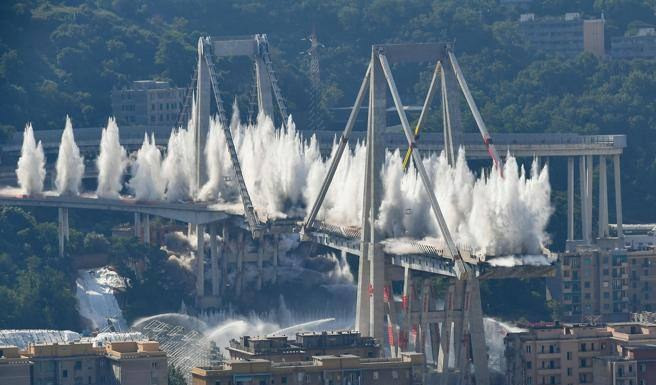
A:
[[215, 382, 221, 385], [567, 367, 572, 375], [526, 376, 532, 385], [63, 369, 68, 378], [567, 352, 572, 360], [75, 361, 82, 370], [373, 371, 379, 380], [526, 345, 532, 353], [392, 370, 398, 379], [526, 361, 532, 369], [281, 377, 287, 384], [580, 343, 587, 352]]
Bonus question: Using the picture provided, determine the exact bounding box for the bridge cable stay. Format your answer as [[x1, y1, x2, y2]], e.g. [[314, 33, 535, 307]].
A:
[[447, 51, 503, 175], [176, 67, 198, 129], [377, 51, 468, 280], [300, 63, 372, 236], [401, 61, 442, 171], [257, 35, 289, 129], [203, 40, 262, 235], [378, 51, 491, 385]]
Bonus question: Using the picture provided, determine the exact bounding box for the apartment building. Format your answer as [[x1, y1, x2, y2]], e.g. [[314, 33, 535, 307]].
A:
[[611, 27, 656, 59], [0, 345, 31, 385], [504, 323, 656, 385], [191, 352, 424, 385], [227, 331, 380, 362], [518, 13, 605, 58], [111, 80, 185, 127], [552, 246, 656, 323], [0, 340, 167, 385]]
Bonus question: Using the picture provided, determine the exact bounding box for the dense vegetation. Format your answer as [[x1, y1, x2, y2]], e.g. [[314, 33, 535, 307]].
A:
[[0, 207, 192, 330]]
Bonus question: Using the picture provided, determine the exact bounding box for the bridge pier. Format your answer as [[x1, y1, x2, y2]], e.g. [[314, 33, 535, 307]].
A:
[[614, 154, 623, 237], [58, 207, 69, 257], [210, 223, 220, 297], [143, 214, 150, 244], [567, 157, 574, 242], [196, 224, 205, 297]]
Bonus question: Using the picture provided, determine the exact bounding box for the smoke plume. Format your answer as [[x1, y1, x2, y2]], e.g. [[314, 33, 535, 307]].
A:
[[16, 123, 46, 195], [55, 116, 85, 195], [96, 118, 128, 199], [129, 133, 165, 201]]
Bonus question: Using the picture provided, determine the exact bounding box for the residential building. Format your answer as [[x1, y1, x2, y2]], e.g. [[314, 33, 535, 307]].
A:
[[552, 245, 656, 323], [111, 80, 185, 127], [191, 352, 425, 385], [518, 13, 605, 58], [611, 27, 656, 59], [0, 345, 31, 385], [504, 322, 656, 385], [0, 340, 167, 385], [227, 331, 380, 362]]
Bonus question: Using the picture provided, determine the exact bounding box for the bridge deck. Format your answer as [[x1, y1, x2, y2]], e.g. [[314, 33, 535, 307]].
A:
[[0, 188, 236, 225], [0, 191, 556, 278]]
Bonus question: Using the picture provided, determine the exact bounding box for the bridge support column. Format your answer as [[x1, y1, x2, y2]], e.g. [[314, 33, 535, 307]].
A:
[[438, 284, 453, 377], [399, 265, 412, 353], [58, 207, 69, 257], [598, 155, 609, 238], [222, 225, 229, 297], [134, 213, 141, 239], [210, 223, 220, 297], [567, 157, 574, 243], [196, 224, 205, 297], [579, 156, 588, 243], [585, 155, 594, 244], [614, 155, 623, 238], [467, 278, 490, 385], [143, 214, 150, 244], [195, 38, 211, 193]]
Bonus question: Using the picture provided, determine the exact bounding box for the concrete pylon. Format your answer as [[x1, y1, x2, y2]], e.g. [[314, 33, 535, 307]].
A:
[[195, 37, 211, 193], [58, 207, 69, 257], [196, 224, 205, 297], [355, 49, 387, 345]]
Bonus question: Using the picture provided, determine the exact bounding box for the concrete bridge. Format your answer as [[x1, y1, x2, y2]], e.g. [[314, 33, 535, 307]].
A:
[[0, 36, 626, 385]]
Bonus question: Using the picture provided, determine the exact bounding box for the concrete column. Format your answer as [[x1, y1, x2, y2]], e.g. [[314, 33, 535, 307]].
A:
[[254, 55, 274, 118], [400, 265, 412, 352], [58, 207, 67, 257], [467, 278, 490, 385], [614, 155, 624, 237], [567, 157, 575, 242], [221, 224, 229, 296], [196, 224, 205, 297], [438, 284, 453, 379], [579, 156, 588, 242], [449, 280, 466, 385], [195, 38, 211, 193], [356, 64, 374, 337], [143, 214, 150, 244], [384, 281, 398, 358], [134, 213, 141, 239], [367, 52, 387, 344], [62, 208, 69, 240], [210, 223, 220, 297], [586, 155, 594, 243], [598, 155, 609, 238]]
